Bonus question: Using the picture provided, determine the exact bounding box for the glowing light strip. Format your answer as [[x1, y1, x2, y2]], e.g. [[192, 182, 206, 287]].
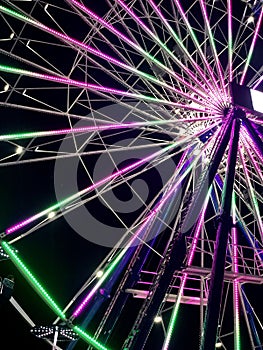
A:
[[232, 195, 241, 350], [240, 7, 263, 85], [228, 0, 233, 83], [115, 0, 215, 98], [0, 4, 212, 108], [73, 326, 109, 350], [67, 0, 212, 99], [0, 117, 221, 141], [5, 121, 219, 235], [72, 158, 196, 318], [5, 142, 177, 235], [161, 273, 186, 350], [0, 241, 109, 350], [162, 191, 211, 350], [239, 136, 263, 239], [147, 0, 219, 100], [172, 0, 224, 103], [1, 241, 67, 320], [242, 134, 263, 184], [216, 174, 263, 267], [199, 0, 227, 98], [0, 64, 209, 112]]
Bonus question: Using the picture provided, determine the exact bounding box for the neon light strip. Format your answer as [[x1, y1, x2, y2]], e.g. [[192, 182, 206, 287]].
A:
[[242, 130, 263, 164], [241, 134, 263, 184], [0, 64, 210, 112], [228, 0, 233, 83], [67, 0, 213, 99], [147, 0, 220, 101], [240, 7, 263, 85], [239, 137, 263, 239], [115, 0, 215, 98], [199, 0, 227, 98], [5, 122, 219, 235], [71, 132, 220, 319], [73, 326, 109, 350], [0, 5, 213, 108], [5, 142, 177, 235], [162, 191, 211, 350], [0, 241, 109, 350], [216, 174, 263, 267], [72, 157, 196, 318], [0, 117, 221, 141], [231, 195, 241, 350], [1, 241, 67, 320], [172, 0, 224, 103]]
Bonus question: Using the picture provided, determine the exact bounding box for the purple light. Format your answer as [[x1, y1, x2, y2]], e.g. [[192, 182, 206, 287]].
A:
[[68, 0, 218, 102], [72, 151, 194, 318], [0, 64, 211, 112], [232, 198, 241, 350], [116, 0, 212, 97], [5, 121, 219, 236], [0, 118, 221, 141], [240, 7, 263, 86], [187, 192, 211, 265], [172, 0, 225, 104], [0, 3, 216, 107], [147, 0, 219, 98], [228, 0, 233, 82], [5, 143, 175, 235], [199, 0, 227, 98]]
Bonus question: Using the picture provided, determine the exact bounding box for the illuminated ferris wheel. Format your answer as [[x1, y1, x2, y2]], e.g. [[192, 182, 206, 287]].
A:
[[0, 0, 263, 349]]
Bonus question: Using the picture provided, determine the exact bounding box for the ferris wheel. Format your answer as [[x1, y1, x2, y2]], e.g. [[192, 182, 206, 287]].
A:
[[0, 0, 263, 349]]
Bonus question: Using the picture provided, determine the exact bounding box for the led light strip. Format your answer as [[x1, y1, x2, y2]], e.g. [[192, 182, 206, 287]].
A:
[[240, 7, 263, 85], [0, 117, 221, 141], [232, 195, 241, 350], [67, 0, 222, 104], [1, 241, 109, 350], [0, 4, 216, 109], [0, 63, 210, 112]]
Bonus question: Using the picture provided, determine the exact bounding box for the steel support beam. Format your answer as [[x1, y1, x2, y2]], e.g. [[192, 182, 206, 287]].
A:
[[200, 116, 241, 350]]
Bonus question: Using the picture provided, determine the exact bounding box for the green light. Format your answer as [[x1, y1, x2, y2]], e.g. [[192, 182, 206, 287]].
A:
[[1, 241, 66, 320], [1, 241, 110, 349], [73, 326, 109, 350], [0, 5, 37, 25]]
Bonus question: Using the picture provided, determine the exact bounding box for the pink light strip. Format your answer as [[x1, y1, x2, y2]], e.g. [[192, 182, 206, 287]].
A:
[[5, 142, 177, 235], [172, 0, 225, 104], [0, 4, 214, 107], [241, 134, 263, 183], [72, 151, 194, 318], [228, 0, 233, 83], [199, 0, 227, 98], [5, 121, 219, 236], [240, 7, 263, 85], [67, 0, 214, 100], [242, 129, 263, 165], [0, 117, 221, 141], [239, 135, 263, 239], [0, 64, 210, 112], [162, 190, 211, 350], [232, 196, 241, 350], [115, 0, 215, 97], [147, 0, 222, 102], [241, 128, 263, 164]]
